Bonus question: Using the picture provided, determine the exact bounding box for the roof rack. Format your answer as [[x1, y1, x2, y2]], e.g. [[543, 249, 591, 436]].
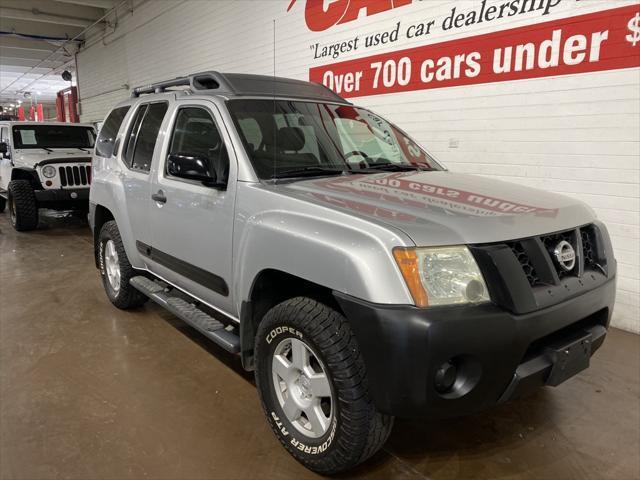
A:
[[130, 71, 350, 104], [130, 71, 235, 98]]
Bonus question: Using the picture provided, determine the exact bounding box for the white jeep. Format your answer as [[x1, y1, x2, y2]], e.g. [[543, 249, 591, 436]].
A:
[[0, 121, 96, 231]]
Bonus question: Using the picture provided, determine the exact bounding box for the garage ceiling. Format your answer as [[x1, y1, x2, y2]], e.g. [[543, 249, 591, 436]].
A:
[[0, 0, 116, 111]]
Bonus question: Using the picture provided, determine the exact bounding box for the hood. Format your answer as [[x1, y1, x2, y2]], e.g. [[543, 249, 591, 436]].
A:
[[14, 148, 93, 167], [273, 171, 595, 246]]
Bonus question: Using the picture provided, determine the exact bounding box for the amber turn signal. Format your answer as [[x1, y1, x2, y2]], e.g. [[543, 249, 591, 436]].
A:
[[392, 247, 429, 307]]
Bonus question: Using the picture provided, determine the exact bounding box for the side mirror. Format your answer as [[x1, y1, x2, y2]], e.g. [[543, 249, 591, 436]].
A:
[[167, 152, 226, 188], [0, 142, 8, 157]]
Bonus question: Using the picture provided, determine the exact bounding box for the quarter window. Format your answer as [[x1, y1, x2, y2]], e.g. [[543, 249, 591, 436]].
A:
[[123, 105, 148, 167], [95, 106, 129, 158]]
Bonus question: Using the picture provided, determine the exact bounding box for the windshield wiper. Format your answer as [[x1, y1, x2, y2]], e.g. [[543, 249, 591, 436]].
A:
[[39, 147, 54, 152], [357, 162, 433, 173], [76, 147, 90, 152], [271, 166, 349, 180]]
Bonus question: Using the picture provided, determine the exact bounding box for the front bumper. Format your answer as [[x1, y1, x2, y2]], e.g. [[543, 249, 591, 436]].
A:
[[334, 276, 615, 419], [35, 188, 89, 208]]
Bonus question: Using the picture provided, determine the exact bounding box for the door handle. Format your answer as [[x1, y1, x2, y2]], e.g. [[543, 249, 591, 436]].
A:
[[151, 190, 167, 204]]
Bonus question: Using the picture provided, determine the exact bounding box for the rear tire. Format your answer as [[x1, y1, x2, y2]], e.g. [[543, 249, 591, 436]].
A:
[[254, 297, 393, 475], [98, 220, 148, 309], [8, 180, 38, 231]]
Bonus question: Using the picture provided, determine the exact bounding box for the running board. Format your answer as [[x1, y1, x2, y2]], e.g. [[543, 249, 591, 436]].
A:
[[130, 276, 240, 353]]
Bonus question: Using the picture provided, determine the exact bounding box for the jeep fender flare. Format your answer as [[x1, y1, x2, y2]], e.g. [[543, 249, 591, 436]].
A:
[[10, 168, 43, 190]]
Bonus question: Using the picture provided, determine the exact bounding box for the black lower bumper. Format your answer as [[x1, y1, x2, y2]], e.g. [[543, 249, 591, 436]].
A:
[[334, 277, 615, 419], [35, 188, 89, 209]]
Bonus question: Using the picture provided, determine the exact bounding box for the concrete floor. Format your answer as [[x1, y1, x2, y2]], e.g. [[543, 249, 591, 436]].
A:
[[0, 212, 639, 480]]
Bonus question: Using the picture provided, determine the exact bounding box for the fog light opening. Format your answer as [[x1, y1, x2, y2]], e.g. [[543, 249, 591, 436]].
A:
[[434, 361, 457, 394], [434, 355, 483, 399]]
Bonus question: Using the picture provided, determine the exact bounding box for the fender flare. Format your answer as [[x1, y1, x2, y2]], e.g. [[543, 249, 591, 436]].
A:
[[10, 168, 42, 190]]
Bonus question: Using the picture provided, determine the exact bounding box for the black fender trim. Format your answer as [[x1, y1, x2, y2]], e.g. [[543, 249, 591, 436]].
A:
[[10, 168, 43, 190]]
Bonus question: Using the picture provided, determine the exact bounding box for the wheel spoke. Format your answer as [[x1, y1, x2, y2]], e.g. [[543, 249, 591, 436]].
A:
[[282, 395, 302, 422], [308, 372, 331, 398], [273, 354, 294, 382], [305, 404, 329, 436], [290, 338, 308, 370]]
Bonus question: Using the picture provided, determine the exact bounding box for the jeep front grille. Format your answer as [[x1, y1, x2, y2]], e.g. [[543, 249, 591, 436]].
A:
[[59, 165, 91, 186]]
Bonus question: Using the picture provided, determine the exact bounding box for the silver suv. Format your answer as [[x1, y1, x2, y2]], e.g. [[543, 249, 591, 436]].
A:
[[89, 72, 616, 474]]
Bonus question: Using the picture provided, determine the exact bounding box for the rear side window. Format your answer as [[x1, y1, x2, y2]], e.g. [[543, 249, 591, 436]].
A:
[[124, 102, 168, 172], [95, 106, 129, 158]]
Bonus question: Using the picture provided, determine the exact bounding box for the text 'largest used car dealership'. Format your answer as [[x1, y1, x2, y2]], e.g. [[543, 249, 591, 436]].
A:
[[0, 1, 638, 479]]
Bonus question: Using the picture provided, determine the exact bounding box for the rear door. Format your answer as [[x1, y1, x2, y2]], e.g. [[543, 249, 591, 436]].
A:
[[120, 102, 169, 257], [146, 100, 237, 315]]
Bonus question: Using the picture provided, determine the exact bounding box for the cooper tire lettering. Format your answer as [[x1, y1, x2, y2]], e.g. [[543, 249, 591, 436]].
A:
[[265, 325, 303, 344]]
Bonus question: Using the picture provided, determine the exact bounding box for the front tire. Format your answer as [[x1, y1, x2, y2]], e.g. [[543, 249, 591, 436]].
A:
[[98, 220, 148, 309], [255, 297, 393, 474], [8, 180, 38, 231]]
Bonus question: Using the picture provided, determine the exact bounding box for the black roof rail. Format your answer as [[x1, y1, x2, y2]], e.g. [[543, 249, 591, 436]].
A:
[[130, 71, 235, 98], [130, 71, 349, 104]]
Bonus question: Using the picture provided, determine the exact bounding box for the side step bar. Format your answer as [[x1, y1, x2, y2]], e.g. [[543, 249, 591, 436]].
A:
[[130, 276, 240, 353]]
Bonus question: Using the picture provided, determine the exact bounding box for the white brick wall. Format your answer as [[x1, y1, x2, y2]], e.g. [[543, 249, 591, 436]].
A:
[[77, 0, 640, 333]]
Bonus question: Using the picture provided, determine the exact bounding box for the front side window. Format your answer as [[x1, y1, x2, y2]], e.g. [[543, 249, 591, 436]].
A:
[[167, 107, 229, 182], [227, 99, 439, 180], [12, 125, 95, 150], [95, 106, 129, 157], [123, 102, 168, 172], [0, 127, 9, 144]]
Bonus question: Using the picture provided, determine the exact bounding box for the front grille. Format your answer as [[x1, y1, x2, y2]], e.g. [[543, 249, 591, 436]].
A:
[[581, 225, 598, 269], [507, 241, 541, 286], [540, 229, 578, 280], [509, 225, 600, 287], [59, 165, 91, 186], [470, 223, 610, 315]]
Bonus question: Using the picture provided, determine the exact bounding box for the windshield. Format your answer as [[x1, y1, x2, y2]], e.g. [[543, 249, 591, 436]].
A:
[[227, 99, 441, 179], [12, 125, 96, 149]]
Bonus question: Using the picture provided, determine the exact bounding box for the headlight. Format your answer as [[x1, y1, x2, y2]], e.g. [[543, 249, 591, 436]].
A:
[[42, 165, 56, 178], [393, 246, 490, 307]]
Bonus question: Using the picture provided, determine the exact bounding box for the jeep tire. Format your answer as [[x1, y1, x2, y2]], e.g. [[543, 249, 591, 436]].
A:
[[0, 195, 5, 213], [98, 220, 148, 309], [254, 297, 393, 475], [8, 180, 38, 231]]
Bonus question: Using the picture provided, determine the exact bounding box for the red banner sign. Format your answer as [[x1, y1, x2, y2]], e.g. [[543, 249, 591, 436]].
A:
[[310, 4, 640, 98]]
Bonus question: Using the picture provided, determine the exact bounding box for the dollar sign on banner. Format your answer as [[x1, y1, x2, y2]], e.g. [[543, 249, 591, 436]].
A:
[[627, 12, 640, 46]]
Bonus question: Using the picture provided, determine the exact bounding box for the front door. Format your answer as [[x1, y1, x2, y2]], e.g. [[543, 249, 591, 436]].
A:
[[147, 101, 237, 316]]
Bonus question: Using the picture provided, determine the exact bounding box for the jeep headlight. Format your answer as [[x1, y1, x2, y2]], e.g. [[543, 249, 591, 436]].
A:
[[42, 165, 56, 178], [393, 246, 490, 307]]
